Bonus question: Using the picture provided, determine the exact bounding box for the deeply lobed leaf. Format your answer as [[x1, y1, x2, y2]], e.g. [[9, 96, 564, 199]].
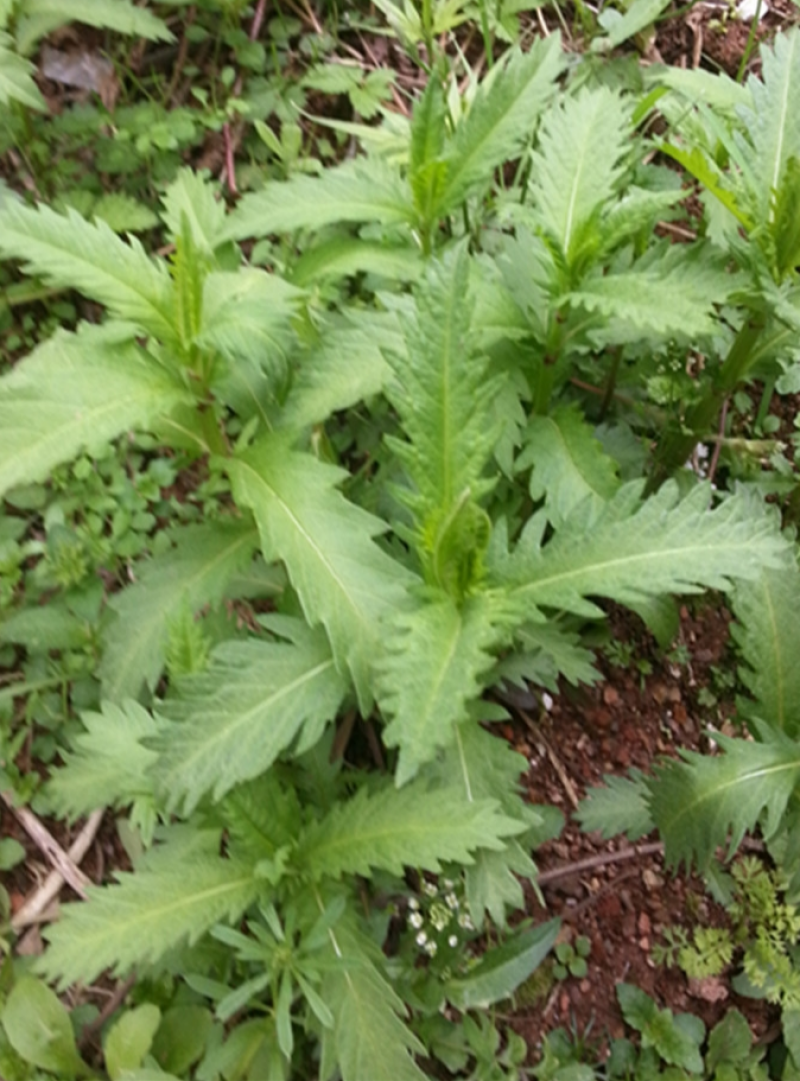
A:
[[154, 619, 349, 813], [297, 779, 522, 880], [0, 327, 190, 498], [649, 724, 800, 871], [227, 437, 414, 709], [99, 521, 260, 703], [499, 482, 788, 617], [0, 200, 176, 340], [731, 563, 800, 738]]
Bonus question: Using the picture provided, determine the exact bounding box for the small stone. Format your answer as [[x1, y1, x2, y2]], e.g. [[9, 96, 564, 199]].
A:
[[638, 936, 650, 951], [603, 686, 621, 706], [638, 912, 651, 935], [642, 869, 664, 891]]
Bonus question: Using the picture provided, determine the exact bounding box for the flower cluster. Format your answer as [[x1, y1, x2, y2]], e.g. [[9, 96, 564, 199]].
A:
[[405, 874, 475, 974]]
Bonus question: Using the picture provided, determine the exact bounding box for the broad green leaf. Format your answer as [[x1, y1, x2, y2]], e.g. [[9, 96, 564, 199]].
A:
[[297, 780, 522, 880], [438, 37, 563, 212], [529, 87, 631, 269], [321, 920, 426, 1081], [706, 1010, 753, 1072], [290, 237, 422, 286], [0, 328, 189, 497], [104, 1004, 161, 1081], [520, 404, 620, 528], [731, 563, 800, 737], [16, 0, 172, 53], [0, 602, 89, 651], [1, 976, 86, 1078], [38, 836, 260, 988], [154, 619, 348, 813], [161, 169, 227, 255], [0, 33, 45, 109], [649, 724, 800, 871], [379, 594, 513, 785], [593, 0, 671, 50], [445, 921, 559, 1009], [501, 482, 788, 618], [576, 771, 654, 841], [100, 521, 260, 702], [91, 192, 159, 233], [44, 701, 160, 843], [742, 29, 800, 223], [568, 242, 735, 340], [280, 311, 397, 430], [0, 201, 176, 340], [223, 160, 414, 242], [150, 1006, 212, 1076], [227, 438, 413, 709], [386, 249, 500, 528], [464, 843, 537, 930], [198, 268, 300, 370]]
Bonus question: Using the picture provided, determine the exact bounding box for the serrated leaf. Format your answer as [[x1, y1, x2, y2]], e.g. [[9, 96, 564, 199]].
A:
[[568, 242, 735, 339], [0, 328, 189, 497], [44, 701, 159, 831], [321, 921, 426, 1081], [529, 87, 631, 269], [160, 169, 227, 255], [223, 160, 414, 242], [379, 594, 513, 785], [198, 269, 300, 369], [100, 521, 259, 703], [742, 29, 800, 224], [297, 781, 522, 880], [0, 200, 176, 340], [154, 620, 348, 813], [501, 482, 787, 618], [576, 770, 654, 841], [226, 437, 413, 709], [38, 835, 260, 989], [438, 37, 563, 212], [649, 724, 800, 871], [0, 33, 46, 109], [92, 193, 159, 233], [386, 249, 500, 528], [731, 564, 800, 737], [280, 310, 397, 430], [15, 0, 172, 53], [520, 404, 620, 528], [496, 619, 599, 691]]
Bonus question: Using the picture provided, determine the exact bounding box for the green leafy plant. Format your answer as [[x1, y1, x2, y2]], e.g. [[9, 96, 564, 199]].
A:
[[0, 24, 797, 1080], [552, 935, 591, 980]]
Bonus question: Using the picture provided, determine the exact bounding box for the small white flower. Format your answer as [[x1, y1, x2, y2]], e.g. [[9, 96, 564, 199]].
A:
[[448, 935, 458, 948], [542, 692, 554, 711], [416, 931, 427, 947], [409, 912, 423, 929], [458, 913, 474, 930], [408, 897, 420, 911], [443, 878, 455, 890], [445, 893, 459, 910], [423, 881, 438, 897], [424, 940, 438, 957]]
